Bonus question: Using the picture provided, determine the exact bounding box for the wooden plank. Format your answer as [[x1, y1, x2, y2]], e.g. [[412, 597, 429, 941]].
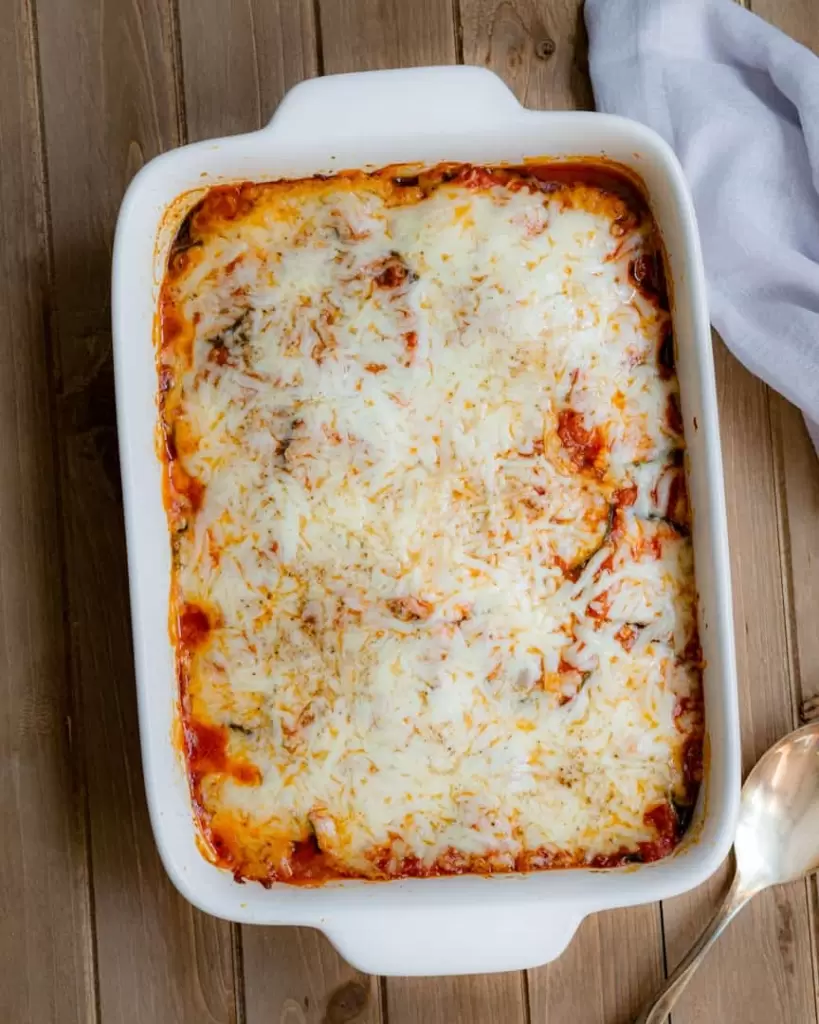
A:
[[660, 343, 816, 1024], [316, 2, 529, 1020], [385, 974, 527, 1024], [172, 4, 376, 1021], [769, 394, 819, 1019], [319, 0, 458, 71], [32, 0, 237, 1020], [241, 927, 384, 1024], [522, 909, 663, 1024], [458, 2, 665, 1019], [459, 0, 593, 111], [769, 397, 819, 723], [0, 3, 96, 1021], [749, 0, 819, 51], [753, 2, 819, 1017], [177, 0, 317, 142], [753, 0, 819, 733]]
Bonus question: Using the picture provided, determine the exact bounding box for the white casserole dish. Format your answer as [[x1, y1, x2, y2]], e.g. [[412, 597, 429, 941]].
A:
[[112, 65, 741, 977]]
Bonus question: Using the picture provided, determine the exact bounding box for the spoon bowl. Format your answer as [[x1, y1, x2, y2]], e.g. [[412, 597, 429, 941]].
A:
[[734, 722, 819, 888], [636, 721, 819, 1024]]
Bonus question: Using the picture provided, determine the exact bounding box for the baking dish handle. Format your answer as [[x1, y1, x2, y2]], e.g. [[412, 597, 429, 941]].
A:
[[265, 66, 522, 143], [322, 902, 583, 977]]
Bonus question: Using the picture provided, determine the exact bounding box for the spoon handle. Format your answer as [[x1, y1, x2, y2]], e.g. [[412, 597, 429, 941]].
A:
[[633, 873, 753, 1024]]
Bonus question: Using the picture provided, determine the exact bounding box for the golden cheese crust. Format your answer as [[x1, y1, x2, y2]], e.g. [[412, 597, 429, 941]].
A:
[[158, 161, 703, 885]]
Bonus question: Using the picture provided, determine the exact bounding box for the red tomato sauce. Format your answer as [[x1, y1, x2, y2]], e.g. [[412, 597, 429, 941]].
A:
[[557, 409, 605, 472]]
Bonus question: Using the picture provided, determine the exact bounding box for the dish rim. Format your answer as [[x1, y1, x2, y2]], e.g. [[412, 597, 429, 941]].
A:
[[111, 64, 741, 975]]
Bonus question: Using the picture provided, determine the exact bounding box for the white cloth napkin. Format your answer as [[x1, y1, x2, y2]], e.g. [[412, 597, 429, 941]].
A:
[[585, 0, 819, 446]]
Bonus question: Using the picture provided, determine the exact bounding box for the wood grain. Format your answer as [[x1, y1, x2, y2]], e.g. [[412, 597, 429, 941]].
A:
[[459, 2, 665, 1019], [770, 399, 819, 719], [318, 0, 458, 71], [769, 396, 819, 1018], [2, 1, 815, 1022], [661, 343, 817, 1024], [32, 0, 236, 1019], [753, 1, 819, 1017], [241, 927, 383, 1024], [0, 2, 95, 1020], [753, 0, 819, 728], [525, 909, 664, 1024], [459, 0, 593, 111], [177, 0, 317, 142], [770, 400, 819, 1017], [385, 973, 527, 1024], [749, 0, 819, 49]]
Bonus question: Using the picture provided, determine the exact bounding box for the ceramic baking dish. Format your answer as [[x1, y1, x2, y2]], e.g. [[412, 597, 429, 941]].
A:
[[112, 65, 741, 976]]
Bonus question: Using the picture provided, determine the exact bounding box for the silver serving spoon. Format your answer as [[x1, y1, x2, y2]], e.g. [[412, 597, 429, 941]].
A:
[[636, 721, 819, 1024]]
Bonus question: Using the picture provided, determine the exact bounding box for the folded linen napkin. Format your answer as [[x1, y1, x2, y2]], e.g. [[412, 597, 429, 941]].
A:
[[584, 0, 819, 447]]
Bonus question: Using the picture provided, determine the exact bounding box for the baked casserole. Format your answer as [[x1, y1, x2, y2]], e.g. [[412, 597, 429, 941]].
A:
[[157, 161, 703, 885]]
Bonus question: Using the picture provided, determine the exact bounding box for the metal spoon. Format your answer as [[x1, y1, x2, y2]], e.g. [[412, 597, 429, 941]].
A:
[[635, 721, 819, 1024]]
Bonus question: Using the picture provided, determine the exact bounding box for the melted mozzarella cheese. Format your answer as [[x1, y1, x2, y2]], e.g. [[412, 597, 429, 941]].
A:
[[161, 167, 701, 881]]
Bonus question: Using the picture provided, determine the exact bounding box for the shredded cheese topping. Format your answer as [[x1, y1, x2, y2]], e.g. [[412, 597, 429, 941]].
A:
[[159, 164, 703, 884]]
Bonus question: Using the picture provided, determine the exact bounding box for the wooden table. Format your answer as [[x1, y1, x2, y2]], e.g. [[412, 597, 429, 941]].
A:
[[3, 0, 819, 1021]]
